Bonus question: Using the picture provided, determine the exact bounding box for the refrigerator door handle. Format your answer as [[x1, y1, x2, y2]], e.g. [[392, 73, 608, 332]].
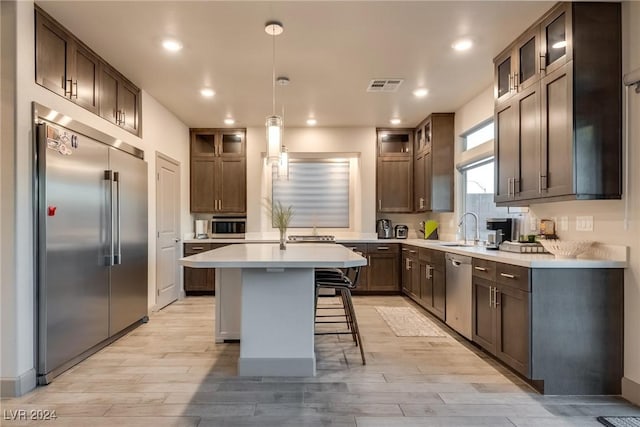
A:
[[105, 170, 115, 266], [114, 171, 122, 265]]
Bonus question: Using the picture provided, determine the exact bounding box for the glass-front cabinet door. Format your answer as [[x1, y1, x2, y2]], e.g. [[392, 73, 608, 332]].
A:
[[541, 3, 572, 75], [218, 130, 245, 157], [378, 130, 412, 156], [495, 53, 514, 104], [516, 28, 540, 92]]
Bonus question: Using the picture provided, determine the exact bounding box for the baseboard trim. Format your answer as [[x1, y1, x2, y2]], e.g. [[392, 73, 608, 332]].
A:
[[1, 368, 36, 398], [622, 377, 640, 406], [238, 357, 315, 377]]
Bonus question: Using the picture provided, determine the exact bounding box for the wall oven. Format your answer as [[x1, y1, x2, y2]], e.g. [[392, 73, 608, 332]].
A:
[[210, 217, 246, 238]]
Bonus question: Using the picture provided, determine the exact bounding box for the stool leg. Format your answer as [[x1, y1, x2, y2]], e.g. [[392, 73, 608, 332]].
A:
[[343, 289, 366, 365], [340, 288, 358, 344]]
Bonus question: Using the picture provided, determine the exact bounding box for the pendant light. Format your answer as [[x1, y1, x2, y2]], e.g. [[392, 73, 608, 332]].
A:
[[278, 145, 289, 179], [265, 21, 284, 165]]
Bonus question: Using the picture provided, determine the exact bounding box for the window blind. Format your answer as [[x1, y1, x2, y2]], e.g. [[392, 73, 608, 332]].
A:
[[272, 160, 350, 228]]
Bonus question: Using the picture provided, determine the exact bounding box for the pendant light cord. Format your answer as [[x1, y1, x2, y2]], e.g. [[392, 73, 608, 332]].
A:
[[272, 30, 276, 116]]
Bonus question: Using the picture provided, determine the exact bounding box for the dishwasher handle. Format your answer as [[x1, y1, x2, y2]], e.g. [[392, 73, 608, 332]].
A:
[[445, 253, 472, 266]]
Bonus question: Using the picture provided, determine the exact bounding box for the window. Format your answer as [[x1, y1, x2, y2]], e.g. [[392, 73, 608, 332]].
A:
[[458, 120, 516, 241], [464, 121, 494, 151], [461, 160, 510, 241], [272, 159, 350, 228]]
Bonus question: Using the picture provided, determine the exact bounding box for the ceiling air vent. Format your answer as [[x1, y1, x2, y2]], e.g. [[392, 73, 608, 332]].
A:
[[367, 79, 404, 92]]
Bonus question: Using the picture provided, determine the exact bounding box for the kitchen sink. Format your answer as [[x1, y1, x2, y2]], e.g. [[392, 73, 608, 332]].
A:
[[437, 242, 477, 247]]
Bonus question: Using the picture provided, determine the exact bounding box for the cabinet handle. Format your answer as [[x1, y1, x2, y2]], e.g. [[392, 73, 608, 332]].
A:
[[540, 54, 546, 72], [507, 178, 512, 197], [489, 286, 493, 307], [513, 178, 519, 195], [508, 73, 513, 93], [191, 246, 204, 250], [377, 246, 390, 250], [378, 199, 382, 211], [426, 265, 433, 280], [347, 246, 358, 250], [494, 289, 500, 307], [513, 72, 519, 91], [500, 273, 516, 279], [72, 81, 78, 99], [409, 250, 417, 254], [401, 248, 409, 252], [65, 79, 73, 97], [474, 266, 488, 272]]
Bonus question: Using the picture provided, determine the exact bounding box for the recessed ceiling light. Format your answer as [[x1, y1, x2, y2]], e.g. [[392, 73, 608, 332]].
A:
[[306, 118, 317, 126], [452, 39, 473, 51], [162, 38, 183, 52], [200, 88, 215, 98], [552, 40, 567, 49], [224, 118, 235, 125], [413, 88, 429, 98], [390, 118, 402, 125]]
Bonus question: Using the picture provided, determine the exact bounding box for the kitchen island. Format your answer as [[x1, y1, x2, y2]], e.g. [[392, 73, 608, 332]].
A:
[[180, 243, 366, 376]]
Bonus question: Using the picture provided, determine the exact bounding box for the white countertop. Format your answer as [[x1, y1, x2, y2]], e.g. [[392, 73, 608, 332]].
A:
[[182, 236, 627, 269], [180, 243, 367, 269]]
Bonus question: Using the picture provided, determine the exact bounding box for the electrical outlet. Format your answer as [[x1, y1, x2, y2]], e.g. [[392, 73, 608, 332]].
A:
[[576, 215, 594, 232], [559, 216, 569, 231]]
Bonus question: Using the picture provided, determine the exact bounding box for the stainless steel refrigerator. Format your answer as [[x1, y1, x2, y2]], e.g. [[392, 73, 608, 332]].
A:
[[34, 103, 148, 384]]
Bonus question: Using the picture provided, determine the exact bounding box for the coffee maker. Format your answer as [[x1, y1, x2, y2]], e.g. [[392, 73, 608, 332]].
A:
[[377, 219, 393, 239], [485, 218, 515, 250]]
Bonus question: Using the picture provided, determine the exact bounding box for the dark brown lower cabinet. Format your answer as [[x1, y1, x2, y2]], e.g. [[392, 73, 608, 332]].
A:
[[347, 243, 399, 294], [471, 258, 623, 395], [401, 247, 419, 298], [183, 243, 229, 294], [406, 248, 445, 321], [472, 277, 530, 376]]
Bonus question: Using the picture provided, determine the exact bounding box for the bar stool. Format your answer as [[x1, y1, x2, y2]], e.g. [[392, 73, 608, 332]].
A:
[[314, 266, 366, 365]]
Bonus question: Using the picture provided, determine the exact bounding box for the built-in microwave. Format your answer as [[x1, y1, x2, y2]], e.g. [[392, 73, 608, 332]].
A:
[[210, 217, 246, 238]]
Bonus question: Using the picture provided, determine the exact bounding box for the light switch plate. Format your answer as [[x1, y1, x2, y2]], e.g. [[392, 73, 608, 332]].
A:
[[576, 216, 594, 232]]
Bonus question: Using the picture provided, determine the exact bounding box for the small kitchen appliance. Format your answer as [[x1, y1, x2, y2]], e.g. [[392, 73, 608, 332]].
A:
[[485, 218, 515, 250], [377, 219, 393, 239], [394, 225, 408, 239], [210, 217, 246, 239], [195, 220, 209, 239]]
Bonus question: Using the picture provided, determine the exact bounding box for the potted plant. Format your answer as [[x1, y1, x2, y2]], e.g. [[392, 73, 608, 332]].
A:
[[266, 199, 294, 250]]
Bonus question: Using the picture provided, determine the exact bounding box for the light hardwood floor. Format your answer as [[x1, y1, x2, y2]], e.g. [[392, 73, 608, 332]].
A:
[[2, 295, 639, 426]]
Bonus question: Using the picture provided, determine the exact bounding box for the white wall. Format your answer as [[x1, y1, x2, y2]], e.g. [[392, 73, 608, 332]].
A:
[[141, 92, 190, 309], [244, 126, 377, 236], [0, 0, 190, 395]]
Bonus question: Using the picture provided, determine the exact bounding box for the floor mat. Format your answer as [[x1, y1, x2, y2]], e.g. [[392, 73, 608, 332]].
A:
[[598, 417, 640, 427], [375, 306, 447, 337]]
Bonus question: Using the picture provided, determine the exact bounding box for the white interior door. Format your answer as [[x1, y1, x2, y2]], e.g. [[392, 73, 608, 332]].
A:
[[156, 153, 180, 309]]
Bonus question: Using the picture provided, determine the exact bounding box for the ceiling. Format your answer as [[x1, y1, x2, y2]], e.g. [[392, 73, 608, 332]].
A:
[[37, 1, 554, 129]]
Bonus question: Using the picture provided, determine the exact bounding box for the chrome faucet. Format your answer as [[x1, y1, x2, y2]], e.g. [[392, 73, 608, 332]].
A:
[[458, 212, 479, 245]]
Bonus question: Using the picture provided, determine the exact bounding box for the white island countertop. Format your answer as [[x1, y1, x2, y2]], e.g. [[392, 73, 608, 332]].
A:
[[180, 243, 367, 269]]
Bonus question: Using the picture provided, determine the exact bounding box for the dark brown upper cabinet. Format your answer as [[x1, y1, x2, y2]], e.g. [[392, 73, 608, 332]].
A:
[[99, 64, 141, 136], [35, 6, 141, 137], [494, 27, 541, 106], [414, 113, 454, 212], [494, 2, 621, 206], [376, 129, 413, 213], [190, 129, 246, 215], [36, 8, 100, 113]]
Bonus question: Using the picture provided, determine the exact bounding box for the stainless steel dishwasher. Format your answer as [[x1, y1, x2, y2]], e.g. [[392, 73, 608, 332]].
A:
[[445, 253, 473, 340]]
